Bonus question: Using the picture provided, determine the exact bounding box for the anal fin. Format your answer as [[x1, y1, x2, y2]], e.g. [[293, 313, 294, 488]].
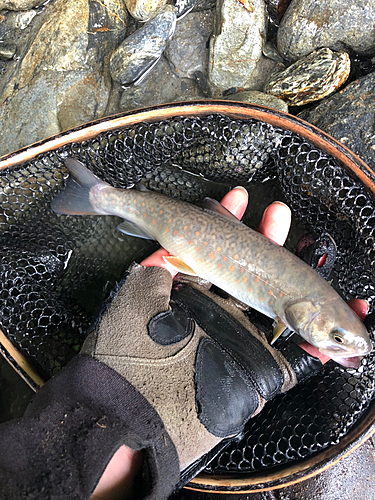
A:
[[162, 256, 197, 276]]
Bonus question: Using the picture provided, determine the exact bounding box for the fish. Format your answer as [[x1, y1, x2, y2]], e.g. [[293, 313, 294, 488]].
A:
[[52, 158, 373, 366]]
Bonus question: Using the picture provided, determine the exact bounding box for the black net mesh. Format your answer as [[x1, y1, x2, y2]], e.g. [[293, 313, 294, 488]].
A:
[[0, 113, 374, 473]]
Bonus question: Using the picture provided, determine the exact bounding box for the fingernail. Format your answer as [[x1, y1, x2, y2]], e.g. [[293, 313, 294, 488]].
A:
[[232, 186, 248, 194]]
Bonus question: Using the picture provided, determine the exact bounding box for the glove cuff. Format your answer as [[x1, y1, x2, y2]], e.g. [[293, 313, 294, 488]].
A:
[[0, 355, 179, 500]]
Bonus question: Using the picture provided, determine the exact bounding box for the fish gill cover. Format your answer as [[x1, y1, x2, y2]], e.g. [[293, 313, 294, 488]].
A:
[[0, 113, 374, 473]]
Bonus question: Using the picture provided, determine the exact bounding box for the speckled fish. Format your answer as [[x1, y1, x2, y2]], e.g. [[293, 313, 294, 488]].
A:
[[52, 159, 372, 366]]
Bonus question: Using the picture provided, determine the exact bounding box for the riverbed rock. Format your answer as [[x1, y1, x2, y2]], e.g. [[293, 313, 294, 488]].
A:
[[125, 0, 168, 21], [164, 10, 213, 79], [120, 55, 201, 111], [110, 5, 176, 86], [277, 0, 375, 62], [223, 90, 289, 112], [265, 48, 350, 106], [0, 0, 44, 9], [0, 0, 127, 158], [298, 71, 375, 174], [208, 0, 266, 90]]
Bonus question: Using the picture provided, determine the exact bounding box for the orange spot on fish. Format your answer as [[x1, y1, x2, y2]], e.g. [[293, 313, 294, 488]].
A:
[[260, 297, 263, 301], [188, 240, 191, 245], [159, 225, 162, 229], [128, 208, 132, 212], [269, 290, 273, 295], [166, 228, 169, 233], [133, 200, 136, 204], [248, 288, 252, 292], [229, 266, 234, 272], [174, 230, 178, 236], [197, 247, 201, 251], [184, 226, 188, 231], [216, 246, 221, 252], [180, 234, 184, 238], [196, 231, 200, 236], [159, 210, 163, 214], [236, 279, 240, 284], [270, 300, 273, 305], [279, 292, 283, 298], [209, 252, 214, 259], [119, 202, 123, 206], [240, 268, 244, 273], [143, 213, 147, 217], [234, 254, 239, 260], [265, 281, 268, 285], [204, 241, 208, 246], [152, 220, 156, 225], [150, 207, 154, 212], [168, 219, 172, 223], [200, 258, 204, 262], [256, 276, 260, 282], [223, 256, 227, 261], [142, 202, 145, 206], [243, 277, 247, 282]]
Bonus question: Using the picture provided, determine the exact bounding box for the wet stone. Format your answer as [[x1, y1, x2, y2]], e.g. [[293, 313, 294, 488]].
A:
[[222, 90, 288, 112], [277, 0, 375, 62], [265, 48, 350, 106], [175, 0, 202, 18], [125, 0, 169, 21], [298, 71, 375, 180], [0, 0, 44, 9], [0, 43, 16, 60], [164, 10, 213, 79], [0, 0, 128, 158], [208, 0, 266, 90], [120, 56, 202, 111], [110, 5, 177, 86]]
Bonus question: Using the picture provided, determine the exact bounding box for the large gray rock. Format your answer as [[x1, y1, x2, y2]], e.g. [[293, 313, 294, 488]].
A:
[[298, 72, 375, 173], [164, 10, 213, 79], [0, 0, 127, 158], [110, 5, 176, 86], [208, 0, 266, 89], [277, 0, 375, 61], [120, 56, 202, 111]]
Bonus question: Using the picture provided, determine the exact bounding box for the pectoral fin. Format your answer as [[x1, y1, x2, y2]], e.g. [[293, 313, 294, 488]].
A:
[[117, 221, 156, 240], [271, 319, 288, 344], [162, 256, 197, 276]]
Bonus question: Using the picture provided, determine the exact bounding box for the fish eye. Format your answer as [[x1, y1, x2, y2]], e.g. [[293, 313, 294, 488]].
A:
[[331, 331, 346, 344]]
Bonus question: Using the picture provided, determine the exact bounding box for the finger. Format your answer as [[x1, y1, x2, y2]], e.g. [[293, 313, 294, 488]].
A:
[[258, 201, 291, 246], [140, 248, 178, 278], [219, 186, 248, 220], [347, 298, 369, 322]]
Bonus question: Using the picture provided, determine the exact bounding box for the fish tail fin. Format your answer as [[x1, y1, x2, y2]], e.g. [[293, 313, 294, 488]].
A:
[[51, 158, 109, 215]]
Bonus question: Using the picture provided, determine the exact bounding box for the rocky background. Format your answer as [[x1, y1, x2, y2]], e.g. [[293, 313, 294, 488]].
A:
[[0, 0, 374, 167], [1, 0, 375, 499]]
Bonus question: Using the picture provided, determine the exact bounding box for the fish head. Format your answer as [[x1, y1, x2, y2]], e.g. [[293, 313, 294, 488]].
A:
[[284, 298, 372, 364]]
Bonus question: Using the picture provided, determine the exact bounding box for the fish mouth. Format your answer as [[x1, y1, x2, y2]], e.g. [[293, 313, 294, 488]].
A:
[[318, 347, 370, 369]]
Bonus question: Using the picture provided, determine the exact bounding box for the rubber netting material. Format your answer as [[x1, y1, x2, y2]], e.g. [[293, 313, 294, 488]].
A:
[[0, 114, 374, 474]]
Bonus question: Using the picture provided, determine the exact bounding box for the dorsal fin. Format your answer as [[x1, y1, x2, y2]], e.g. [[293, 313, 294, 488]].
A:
[[200, 197, 242, 223]]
